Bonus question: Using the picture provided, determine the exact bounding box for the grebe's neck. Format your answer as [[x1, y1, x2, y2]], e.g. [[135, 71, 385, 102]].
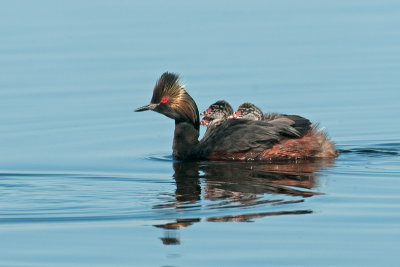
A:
[[173, 120, 200, 160]]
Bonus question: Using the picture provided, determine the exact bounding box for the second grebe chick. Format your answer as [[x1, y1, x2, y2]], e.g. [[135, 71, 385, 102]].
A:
[[234, 103, 286, 122], [234, 102, 313, 133], [201, 101, 312, 147], [233, 102, 264, 120]]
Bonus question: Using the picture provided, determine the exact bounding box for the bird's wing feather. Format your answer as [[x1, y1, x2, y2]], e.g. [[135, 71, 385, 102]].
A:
[[197, 119, 301, 156]]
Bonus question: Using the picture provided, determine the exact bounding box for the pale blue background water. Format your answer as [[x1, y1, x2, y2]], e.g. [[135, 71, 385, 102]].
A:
[[1, 1, 400, 266]]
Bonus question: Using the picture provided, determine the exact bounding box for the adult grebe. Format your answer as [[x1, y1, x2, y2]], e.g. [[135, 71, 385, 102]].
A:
[[135, 72, 337, 161]]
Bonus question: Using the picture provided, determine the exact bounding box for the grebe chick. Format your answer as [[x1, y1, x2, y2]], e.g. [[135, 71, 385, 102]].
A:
[[200, 100, 233, 127], [135, 72, 338, 161], [200, 100, 234, 140], [234, 102, 285, 121], [234, 102, 314, 134], [233, 102, 265, 121]]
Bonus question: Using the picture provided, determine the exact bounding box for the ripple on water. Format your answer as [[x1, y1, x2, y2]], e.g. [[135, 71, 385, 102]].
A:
[[0, 171, 175, 225], [339, 142, 400, 156], [0, 158, 331, 226], [146, 153, 174, 162], [1, 142, 399, 228]]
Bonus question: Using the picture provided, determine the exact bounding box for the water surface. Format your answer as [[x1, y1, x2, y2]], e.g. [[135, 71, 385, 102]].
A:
[[1, 0, 400, 266]]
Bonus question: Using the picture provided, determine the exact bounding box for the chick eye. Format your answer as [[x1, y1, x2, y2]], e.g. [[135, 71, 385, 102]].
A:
[[161, 97, 168, 103]]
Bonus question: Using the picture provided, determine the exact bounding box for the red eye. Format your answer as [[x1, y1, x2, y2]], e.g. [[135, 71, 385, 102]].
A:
[[161, 97, 168, 103]]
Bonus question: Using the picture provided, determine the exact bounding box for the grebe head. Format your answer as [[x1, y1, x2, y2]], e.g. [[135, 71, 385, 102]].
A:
[[233, 102, 264, 120], [200, 100, 233, 126], [135, 72, 200, 130]]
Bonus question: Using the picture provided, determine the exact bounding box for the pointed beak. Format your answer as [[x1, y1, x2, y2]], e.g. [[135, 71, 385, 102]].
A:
[[200, 109, 211, 117], [200, 117, 210, 125], [232, 111, 241, 118], [134, 103, 158, 112]]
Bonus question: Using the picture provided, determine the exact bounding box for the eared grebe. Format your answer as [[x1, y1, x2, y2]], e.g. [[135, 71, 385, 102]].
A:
[[135, 72, 338, 161]]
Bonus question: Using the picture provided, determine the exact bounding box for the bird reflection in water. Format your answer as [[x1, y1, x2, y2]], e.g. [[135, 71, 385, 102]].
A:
[[154, 159, 334, 245]]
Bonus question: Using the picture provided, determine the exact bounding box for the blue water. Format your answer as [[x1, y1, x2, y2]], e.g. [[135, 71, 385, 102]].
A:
[[1, 1, 400, 266]]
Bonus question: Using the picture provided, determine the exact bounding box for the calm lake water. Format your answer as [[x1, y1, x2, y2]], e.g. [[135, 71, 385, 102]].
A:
[[1, 1, 400, 266]]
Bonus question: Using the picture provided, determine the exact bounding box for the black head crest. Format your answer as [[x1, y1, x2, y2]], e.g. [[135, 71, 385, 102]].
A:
[[151, 72, 181, 104], [151, 72, 199, 128]]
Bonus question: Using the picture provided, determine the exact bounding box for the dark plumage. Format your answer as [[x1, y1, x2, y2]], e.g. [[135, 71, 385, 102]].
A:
[[135, 72, 338, 161], [234, 102, 313, 136]]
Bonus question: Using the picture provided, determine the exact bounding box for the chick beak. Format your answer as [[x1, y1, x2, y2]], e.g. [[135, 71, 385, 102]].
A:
[[232, 111, 241, 118]]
